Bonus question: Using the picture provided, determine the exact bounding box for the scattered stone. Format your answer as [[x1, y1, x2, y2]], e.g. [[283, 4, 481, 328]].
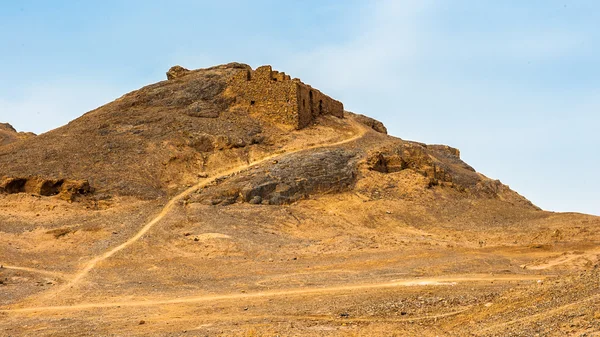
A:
[[138, 320, 146, 325]]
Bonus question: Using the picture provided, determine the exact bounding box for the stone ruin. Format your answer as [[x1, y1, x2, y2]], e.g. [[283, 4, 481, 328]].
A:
[[227, 65, 344, 129], [167, 64, 344, 130]]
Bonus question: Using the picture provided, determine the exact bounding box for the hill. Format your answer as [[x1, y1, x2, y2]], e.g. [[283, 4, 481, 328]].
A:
[[0, 63, 598, 337]]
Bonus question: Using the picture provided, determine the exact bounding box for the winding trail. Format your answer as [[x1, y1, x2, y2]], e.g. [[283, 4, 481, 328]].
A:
[[45, 119, 369, 298], [2, 274, 547, 314]]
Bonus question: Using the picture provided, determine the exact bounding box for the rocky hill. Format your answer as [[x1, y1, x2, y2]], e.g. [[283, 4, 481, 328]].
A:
[[0, 63, 532, 208], [0, 63, 598, 337]]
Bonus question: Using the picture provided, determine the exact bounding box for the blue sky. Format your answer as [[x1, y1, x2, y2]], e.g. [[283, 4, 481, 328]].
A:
[[1, 1, 598, 215]]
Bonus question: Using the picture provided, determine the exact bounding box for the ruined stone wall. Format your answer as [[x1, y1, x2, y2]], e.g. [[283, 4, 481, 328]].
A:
[[295, 83, 344, 129], [227, 65, 343, 129]]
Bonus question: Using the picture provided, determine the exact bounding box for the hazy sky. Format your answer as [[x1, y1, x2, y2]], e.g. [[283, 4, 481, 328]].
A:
[[1, 1, 598, 215]]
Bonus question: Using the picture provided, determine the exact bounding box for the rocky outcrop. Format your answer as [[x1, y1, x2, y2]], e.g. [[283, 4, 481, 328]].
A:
[[166, 65, 191, 80], [0, 176, 93, 201], [366, 142, 474, 188], [192, 149, 358, 206], [428, 144, 461, 158], [354, 114, 387, 134], [0, 123, 36, 146]]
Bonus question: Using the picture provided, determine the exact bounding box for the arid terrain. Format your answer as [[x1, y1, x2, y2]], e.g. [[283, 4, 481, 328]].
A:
[[1, 63, 599, 337]]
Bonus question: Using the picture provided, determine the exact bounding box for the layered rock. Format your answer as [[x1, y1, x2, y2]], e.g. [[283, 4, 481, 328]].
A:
[[0, 176, 93, 201], [191, 148, 357, 206]]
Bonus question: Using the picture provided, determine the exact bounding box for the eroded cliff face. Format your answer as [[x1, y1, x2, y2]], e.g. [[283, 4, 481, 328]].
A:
[[0, 177, 92, 201]]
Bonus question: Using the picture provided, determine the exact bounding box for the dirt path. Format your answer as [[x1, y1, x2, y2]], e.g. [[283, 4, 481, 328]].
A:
[[0, 265, 67, 279], [43, 119, 369, 298], [523, 248, 600, 270], [2, 274, 547, 314]]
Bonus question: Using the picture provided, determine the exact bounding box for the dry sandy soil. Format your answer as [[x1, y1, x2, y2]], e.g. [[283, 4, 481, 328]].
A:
[[1, 64, 599, 336]]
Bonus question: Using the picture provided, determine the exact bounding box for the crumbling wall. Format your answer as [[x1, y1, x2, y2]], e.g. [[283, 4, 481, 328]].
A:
[[227, 65, 343, 129], [295, 82, 344, 129]]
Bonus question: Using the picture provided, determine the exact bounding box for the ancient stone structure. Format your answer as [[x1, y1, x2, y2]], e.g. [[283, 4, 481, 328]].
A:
[[227, 65, 344, 129]]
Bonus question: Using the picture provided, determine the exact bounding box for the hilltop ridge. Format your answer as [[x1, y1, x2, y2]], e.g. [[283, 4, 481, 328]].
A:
[[0, 63, 529, 208]]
